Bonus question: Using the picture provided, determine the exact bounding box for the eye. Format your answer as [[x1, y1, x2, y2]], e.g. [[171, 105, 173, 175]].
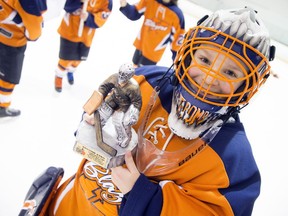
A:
[[198, 56, 210, 65], [223, 69, 237, 78]]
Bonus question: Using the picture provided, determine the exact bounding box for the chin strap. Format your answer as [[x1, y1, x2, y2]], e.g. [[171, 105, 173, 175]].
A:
[[155, 63, 176, 91]]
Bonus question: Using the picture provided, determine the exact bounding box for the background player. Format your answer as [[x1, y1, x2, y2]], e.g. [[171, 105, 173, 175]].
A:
[[119, 0, 185, 67], [54, 0, 112, 92], [0, 0, 47, 117]]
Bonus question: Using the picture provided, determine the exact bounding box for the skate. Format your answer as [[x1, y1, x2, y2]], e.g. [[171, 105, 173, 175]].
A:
[[0, 107, 21, 117], [67, 72, 74, 85], [55, 76, 62, 92]]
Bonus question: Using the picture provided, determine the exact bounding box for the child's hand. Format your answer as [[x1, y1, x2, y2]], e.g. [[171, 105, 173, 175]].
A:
[[111, 151, 140, 194]]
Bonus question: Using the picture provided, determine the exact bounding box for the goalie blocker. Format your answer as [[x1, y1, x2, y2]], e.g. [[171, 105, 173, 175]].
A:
[[19, 167, 64, 216]]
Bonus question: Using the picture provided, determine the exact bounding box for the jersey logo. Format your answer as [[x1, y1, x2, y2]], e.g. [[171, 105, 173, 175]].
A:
[[83, 162, 123, 205], [102, 11, 110, 19], [145, 117, 167, 145], [143, 117, 174, 150], [144, 19, 167, 31]]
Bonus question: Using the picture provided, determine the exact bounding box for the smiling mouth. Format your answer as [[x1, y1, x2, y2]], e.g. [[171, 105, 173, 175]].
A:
[[187, 80, 221, 100]]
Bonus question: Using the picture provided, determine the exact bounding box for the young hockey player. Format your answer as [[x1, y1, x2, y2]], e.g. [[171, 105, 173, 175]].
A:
[[21, 7, 275, 216], [0, 0, 47, 117], [54, 0, 113, 92], [119, 0, 185, 67]]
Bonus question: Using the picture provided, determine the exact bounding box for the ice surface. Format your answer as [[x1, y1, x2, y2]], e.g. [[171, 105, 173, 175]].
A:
[[0, 1, 287, 215]]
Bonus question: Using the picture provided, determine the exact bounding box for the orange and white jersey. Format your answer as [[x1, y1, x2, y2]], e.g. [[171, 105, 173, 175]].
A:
[[48, 160, 121, 216], [49, 66, 261, 216], [58, 0, 112, 47], [0, 0, 46, 47], [120, 0, 185, 62]]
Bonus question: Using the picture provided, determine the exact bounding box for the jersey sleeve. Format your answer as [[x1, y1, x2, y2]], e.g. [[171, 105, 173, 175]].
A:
[[169, 6, 185, 60], [58, 0, 112, 46], [119, 0, 147, 21], [128, 84, 142, 111], [98, 74, 117, 97], [16, 0, 47, 41], [119, 174, 163, 216], [120, 148, 260, 216]]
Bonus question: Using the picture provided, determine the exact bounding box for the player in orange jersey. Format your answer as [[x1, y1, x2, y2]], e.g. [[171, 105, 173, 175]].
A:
[[54, 0, 113, 93], [0, 0, 47, 117], [21, 7, 275, 216], [119, 0, 185, 67]]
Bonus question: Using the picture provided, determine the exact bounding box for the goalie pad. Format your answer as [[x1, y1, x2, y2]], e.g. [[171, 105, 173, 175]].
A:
[[123, 104, 140, 126], [19, 167, 64, 216]]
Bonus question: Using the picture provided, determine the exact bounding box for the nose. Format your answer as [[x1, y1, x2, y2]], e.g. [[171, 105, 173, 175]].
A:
[[204, 73, 214, 84], [203, 71, 218, 87]]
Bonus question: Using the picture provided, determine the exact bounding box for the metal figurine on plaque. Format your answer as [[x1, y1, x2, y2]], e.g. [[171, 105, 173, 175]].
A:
[[73, 63, 142, 168]]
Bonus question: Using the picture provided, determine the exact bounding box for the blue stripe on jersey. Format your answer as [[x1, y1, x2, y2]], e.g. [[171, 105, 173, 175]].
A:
[[86, 14, 98, 28], [210, 121, 261, 215], [108, 0, 113, 11], [13, 13, 22, 25], [0, 87, 13, 92], [119, 174, 163, 216]]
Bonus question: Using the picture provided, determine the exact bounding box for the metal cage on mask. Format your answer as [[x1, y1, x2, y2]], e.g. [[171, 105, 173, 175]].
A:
[[174, 26, 272, 108]]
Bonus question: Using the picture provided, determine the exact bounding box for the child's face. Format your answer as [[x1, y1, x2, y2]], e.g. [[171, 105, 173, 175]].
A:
[[187, 44, 248, 100]]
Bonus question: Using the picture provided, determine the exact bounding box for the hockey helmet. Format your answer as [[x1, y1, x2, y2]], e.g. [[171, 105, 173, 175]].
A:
[[174, 7, 275, 108], [168, 7, 275, 139]]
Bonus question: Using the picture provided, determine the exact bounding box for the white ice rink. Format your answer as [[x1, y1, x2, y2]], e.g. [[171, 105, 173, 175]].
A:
[[0, 1, 287, 215]]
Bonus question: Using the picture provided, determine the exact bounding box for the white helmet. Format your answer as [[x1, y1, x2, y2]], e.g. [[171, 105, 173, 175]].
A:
[[200, 7, 273, 60], [118, 63, 135, 84], [169, 7, 275, 139]]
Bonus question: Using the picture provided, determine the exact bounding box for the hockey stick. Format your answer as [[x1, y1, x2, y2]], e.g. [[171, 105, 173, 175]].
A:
[[78, 0, 89, 37], [94, 110, 117, 156]]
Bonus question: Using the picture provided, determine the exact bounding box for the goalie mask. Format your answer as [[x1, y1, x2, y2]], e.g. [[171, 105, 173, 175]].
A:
[[169, 7, 275, 139], [118, 63, 135, 85]]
